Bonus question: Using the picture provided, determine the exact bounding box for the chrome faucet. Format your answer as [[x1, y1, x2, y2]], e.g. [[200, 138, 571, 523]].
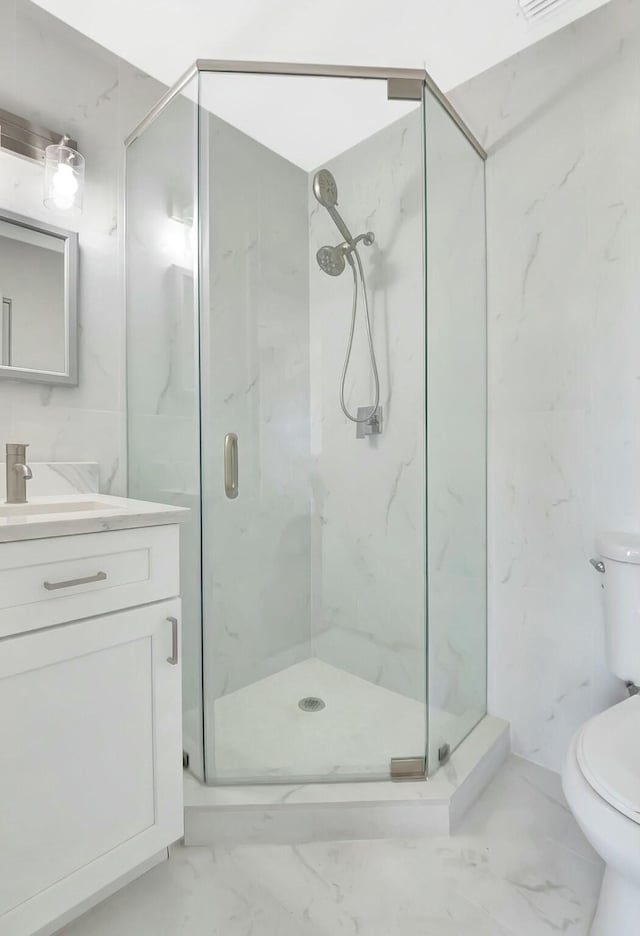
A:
[[5, 443, 33, 504]]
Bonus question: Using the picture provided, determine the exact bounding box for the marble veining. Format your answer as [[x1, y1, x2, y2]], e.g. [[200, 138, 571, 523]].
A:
[[308, 108, 428, 711], [62, 756, 603, 936], [308, 97, 488, 771], [183, 713, 508, 848], [200, 111, 312, 709], [184, 710, 507, 811], [423, 90, 488, 768], [126, 89, 489, 782], [0, 0, 164, 497], [0, 461, 99, 497], [448, 0, 640, 770]]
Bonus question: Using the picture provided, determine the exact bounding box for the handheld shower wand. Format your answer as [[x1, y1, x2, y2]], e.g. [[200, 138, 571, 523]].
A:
[[312, 169, 356, 246], [312, 169, 381, 434]]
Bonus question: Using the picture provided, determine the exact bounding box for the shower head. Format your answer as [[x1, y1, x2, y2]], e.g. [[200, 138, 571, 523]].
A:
[[313, 169, 339, 208], [316, 245, 346, 277], [313, 168, 355, 245]]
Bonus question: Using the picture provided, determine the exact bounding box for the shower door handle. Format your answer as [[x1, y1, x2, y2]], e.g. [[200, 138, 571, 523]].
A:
[[224, 432, 238, 499]]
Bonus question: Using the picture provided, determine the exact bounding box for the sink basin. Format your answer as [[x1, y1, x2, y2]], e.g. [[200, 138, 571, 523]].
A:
[[0, 500, 107, 518]]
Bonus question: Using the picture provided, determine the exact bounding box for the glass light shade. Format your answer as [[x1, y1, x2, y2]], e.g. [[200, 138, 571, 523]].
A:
[[43, 140, 85, 213]]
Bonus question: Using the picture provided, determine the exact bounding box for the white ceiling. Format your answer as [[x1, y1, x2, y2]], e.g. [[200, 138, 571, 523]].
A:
[[30, 0, 613, 167], [30, 0, 613, 92]]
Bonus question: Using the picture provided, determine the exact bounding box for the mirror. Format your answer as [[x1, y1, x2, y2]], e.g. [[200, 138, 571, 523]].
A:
[[0, 209, 78, 385]]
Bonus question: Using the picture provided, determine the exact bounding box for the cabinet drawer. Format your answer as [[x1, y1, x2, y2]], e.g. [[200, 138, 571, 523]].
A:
[[0, 525, 180, 638]]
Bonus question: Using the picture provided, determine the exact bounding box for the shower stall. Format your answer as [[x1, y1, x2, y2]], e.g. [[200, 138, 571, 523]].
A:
[[125, 62, 487, 786]]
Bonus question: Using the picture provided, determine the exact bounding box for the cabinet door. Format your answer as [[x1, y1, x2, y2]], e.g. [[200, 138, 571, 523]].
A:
[[0, 599, 183, 936]]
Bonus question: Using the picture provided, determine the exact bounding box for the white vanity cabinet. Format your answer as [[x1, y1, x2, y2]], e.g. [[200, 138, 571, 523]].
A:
[[0, 517, 185, 936]]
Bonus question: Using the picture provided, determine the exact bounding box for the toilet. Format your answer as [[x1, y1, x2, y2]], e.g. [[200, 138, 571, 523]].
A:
[[562, 532, 640, 934]]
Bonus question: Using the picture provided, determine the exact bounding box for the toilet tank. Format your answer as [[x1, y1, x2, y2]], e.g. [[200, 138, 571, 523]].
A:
[[597, 532, 640, 685]]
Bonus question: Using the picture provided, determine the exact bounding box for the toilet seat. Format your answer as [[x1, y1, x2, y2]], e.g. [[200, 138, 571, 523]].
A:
[[577, 695, 640, 825]]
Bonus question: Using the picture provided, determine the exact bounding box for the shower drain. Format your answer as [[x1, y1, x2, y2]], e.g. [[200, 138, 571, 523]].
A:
[[298, 696, 326, 713]]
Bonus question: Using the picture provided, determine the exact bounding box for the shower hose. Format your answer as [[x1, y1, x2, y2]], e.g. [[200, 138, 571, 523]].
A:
[[340, 247, 380, 424]]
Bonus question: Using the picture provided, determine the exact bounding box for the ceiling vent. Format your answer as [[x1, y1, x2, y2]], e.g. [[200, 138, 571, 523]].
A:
[[519, 0, 575, 21]]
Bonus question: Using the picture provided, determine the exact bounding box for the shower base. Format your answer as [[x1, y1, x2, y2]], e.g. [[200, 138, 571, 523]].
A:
[[184, 660, 509, 846], [210, 658, 429, 782]]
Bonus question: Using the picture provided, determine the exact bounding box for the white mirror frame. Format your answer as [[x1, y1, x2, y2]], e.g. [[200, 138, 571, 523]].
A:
[[0, 208, 78, 386]]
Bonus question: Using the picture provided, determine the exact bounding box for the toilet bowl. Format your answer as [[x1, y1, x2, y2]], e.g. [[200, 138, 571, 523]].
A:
[[562, 696, 640, 934], [562, 532, 640, 930]]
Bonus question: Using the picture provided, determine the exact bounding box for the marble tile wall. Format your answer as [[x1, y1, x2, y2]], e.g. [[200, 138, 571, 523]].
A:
[[125, 83, 203, 776], [450, 0, 640, 770], [125, 86, 199, 515], [424, 90, 488, 767], [308, 108, 428, 706], [195, 96, 488, 777], [0, 0, 163, 493], [307, 98, 488, 771], [200, 110, 312, 717], [0, 460, 99, 495]]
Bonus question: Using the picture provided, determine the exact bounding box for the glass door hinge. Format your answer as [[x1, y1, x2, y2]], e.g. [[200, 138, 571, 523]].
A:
[[390, 756, 426, 781]]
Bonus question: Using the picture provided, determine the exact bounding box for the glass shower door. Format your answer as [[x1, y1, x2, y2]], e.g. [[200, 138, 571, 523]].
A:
[[425, 88, 488, 771], [197, 71, 428, 783], [125, 79, 204, 779]]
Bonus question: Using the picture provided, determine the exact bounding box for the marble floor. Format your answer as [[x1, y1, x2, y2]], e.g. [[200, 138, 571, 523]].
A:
[[210, 658, 427, 781], [63, 755, 603, 935]]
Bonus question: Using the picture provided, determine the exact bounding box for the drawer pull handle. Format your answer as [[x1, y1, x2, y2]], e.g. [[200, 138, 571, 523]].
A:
[[167, 616, 179, 665], [43, 571, 108, 591]]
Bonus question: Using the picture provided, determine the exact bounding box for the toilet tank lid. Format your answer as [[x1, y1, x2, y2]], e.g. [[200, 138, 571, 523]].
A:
[[597, 531, 640, 563]]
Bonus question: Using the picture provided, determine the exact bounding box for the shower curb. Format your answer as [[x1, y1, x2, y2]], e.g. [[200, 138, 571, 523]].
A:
[[183, 716, 509, 845]]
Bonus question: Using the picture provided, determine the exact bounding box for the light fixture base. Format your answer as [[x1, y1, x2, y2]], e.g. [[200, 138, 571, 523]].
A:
[[0, 108, 77, 164]]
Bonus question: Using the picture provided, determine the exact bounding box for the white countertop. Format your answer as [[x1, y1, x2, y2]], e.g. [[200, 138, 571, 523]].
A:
[[0, 494, 189, 544]]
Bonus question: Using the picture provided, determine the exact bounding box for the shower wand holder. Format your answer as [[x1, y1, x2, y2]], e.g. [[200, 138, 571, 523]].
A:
[[356, 406, 383, 438]]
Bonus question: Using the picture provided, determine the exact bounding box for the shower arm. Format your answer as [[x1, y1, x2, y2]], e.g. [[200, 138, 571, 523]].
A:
[[336, 231, 376, 255]]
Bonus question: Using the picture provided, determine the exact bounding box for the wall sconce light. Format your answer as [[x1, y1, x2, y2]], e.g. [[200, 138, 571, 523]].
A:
[[0, 108, 84, 215], [43, 136, 85, 214]]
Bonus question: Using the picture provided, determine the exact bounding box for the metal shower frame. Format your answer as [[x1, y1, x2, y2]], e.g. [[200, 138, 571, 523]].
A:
[[125, 60, 487, 160], [124, 58, 488, 784]]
